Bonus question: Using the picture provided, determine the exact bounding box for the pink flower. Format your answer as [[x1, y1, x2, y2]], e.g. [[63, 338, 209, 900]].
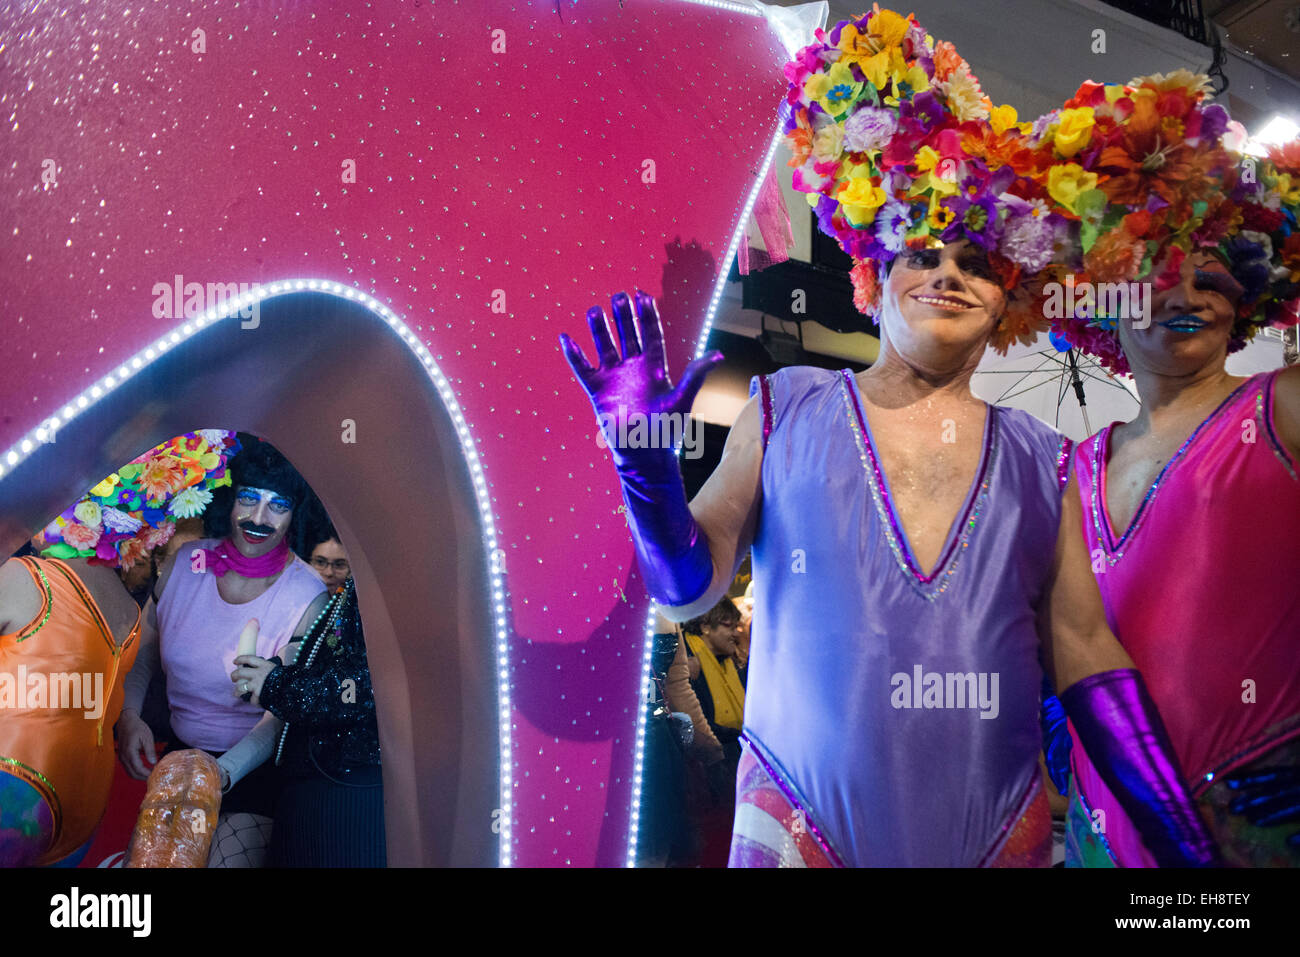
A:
[[141, 522, 176, 550], [62, 522, 102, 550]]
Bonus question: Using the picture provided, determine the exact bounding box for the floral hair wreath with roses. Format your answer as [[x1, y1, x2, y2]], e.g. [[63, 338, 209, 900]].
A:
[[781, 6, 1074, 352], [1025, 71, 1300, 375], [33, 430, 242, 570]]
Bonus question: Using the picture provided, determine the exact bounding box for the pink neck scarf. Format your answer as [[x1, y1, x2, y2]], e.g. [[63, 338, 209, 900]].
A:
[[201, 537, 291, 578]]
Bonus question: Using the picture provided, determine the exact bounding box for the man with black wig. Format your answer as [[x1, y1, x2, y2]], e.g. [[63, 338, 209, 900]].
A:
[[116, 435, 328, 867]]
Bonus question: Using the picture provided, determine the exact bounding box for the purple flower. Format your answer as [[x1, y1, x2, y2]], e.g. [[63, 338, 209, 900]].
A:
[[902, 91, 945, 135], [999, 211, 1057, 273], [875, 200, 911, 254], [814, 194, 839, 238], [1199, 104, 1229, 145], [843, 105, 898, 153], [1224, 236, 1270, 302]]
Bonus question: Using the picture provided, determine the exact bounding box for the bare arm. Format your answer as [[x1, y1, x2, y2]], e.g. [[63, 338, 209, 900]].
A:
[[1272, 363, 1300, 461], [121, 546, 185, 716], [1036, 472, 1133, 693], [657, 610, 723, 760], [655, 395, 764, 623]]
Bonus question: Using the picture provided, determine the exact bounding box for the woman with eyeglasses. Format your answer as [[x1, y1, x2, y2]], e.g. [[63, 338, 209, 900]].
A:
[[230, 504, 385, 866]]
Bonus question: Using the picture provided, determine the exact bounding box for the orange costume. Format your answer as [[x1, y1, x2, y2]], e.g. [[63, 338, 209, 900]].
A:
[[0, 556, 141, 865]]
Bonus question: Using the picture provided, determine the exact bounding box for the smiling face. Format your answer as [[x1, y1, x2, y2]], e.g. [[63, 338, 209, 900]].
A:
[[1117, 249, 1243, 378], [229, 485, 294, 557], [878, 239, 1008, 370]]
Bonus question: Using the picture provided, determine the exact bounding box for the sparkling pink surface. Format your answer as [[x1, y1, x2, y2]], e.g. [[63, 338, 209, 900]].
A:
[[0, 0, 788, 864]]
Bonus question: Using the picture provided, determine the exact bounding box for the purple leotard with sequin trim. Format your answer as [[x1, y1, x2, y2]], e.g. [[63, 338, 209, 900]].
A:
[[739, 367, 1070, 866]]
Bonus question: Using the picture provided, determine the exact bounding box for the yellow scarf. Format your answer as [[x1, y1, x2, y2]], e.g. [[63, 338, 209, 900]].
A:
[[684, 631, 745, 731]]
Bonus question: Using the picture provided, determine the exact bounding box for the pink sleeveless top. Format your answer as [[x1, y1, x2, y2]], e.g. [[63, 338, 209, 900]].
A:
[[1071, 369, 1300, 866], [157, 539, 326, 751]]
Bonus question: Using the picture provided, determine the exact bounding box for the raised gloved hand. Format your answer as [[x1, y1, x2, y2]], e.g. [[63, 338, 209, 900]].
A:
[[560, 290, 723, 606], [1225, 766, 1300, 848], [1063, 668, 1221, 867]]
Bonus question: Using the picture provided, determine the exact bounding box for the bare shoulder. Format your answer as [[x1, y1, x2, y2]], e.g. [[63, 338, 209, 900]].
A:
[[1272, 364, 1300, 459], [0, 557, 41, 634]]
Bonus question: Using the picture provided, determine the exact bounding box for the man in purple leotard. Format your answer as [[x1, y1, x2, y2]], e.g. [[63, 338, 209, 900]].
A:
[[562, 9, 1221, 867]]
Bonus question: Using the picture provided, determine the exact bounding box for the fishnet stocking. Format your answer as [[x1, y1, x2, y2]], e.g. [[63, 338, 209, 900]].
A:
[[207, 812, 272, 868]]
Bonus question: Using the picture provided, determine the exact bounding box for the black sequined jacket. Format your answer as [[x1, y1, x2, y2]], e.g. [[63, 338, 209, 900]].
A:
[[259, 579, 382, 779]]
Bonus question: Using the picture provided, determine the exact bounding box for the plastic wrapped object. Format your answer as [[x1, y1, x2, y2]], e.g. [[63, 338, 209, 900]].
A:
[[125, 749, 223, 868]]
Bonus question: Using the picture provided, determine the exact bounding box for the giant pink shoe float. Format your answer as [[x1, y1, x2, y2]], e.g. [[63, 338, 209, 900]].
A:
[[0, 0, 804, 865]]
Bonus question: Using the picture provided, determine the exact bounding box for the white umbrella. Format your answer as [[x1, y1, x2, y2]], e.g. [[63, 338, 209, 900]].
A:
[[971, 331, 1140, 442]]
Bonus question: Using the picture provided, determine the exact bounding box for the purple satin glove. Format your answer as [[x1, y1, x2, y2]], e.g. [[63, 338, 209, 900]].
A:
[[1063, 668, 1221, 867], [559, 290, 723, 606]]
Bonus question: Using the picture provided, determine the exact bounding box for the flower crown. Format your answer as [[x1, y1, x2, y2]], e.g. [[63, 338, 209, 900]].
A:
[[781, 6, 1073, 351], [1027, 71, 1300, 373], [34, 430, 242, 570]]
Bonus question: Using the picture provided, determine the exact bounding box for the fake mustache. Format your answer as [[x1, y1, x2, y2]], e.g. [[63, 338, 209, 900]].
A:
[[238, 521, 276, 536]]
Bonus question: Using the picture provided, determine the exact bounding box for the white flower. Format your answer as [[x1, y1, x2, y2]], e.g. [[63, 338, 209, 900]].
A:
[[196, 429, 230, 447], [811, 124, 845, 163], [73, 501, 102, 528], [936, 65, 988, 122], [169, 487, 213, 518]]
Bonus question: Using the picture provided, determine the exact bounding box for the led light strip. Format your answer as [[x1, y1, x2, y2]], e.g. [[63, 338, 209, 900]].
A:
[[0, 277, 514, 867], [626, 105, 791, 867]]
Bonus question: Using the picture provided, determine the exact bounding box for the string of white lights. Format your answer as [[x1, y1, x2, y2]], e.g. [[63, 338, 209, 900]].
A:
[[0, 277, 514, 867], [625, 104, 791, 867]]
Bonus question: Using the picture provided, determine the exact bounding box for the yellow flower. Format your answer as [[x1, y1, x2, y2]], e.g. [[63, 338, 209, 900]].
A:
[[866, 7, 911, 52], [928, 203, 956, 230], [89, 474, 120, 498], [859, 49, 893, 90], [1273, 172, 1299, 205], [989, 104, 1019, 136], [836, 164, 887, 227], [1054, 107, 1095, 159], [910, 147, 959, 197], [1048, 163, 1100, 214], [805, 61, 862, 119], [812, 124, 846, 164]]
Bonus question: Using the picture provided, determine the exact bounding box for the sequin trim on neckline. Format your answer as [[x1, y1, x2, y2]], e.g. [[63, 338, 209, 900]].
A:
[[1091, 376, 1258, 566], [838, 370, 998, 601]]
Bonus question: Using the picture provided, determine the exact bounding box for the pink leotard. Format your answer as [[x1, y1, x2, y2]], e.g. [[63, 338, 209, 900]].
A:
[[1071, 369, 1300, 866]]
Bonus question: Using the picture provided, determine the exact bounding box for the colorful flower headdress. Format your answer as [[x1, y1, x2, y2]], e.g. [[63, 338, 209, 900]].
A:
[[34, 430, 242, 570], [781, 6, 1074, 351], [1025, 71, 1300, 373]]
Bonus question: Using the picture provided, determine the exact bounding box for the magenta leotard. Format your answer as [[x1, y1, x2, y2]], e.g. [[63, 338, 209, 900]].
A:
[[1070, 369, 1300, 866], [737, 367, 1071, 866]]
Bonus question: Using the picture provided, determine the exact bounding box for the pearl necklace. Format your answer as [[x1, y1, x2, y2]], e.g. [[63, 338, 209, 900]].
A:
[[273, 579, 353, 765]]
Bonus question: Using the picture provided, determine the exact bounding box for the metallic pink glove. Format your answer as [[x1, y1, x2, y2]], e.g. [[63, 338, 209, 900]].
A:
[[560, 290, 723, 607], [1063, 668, 1221, 867]]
